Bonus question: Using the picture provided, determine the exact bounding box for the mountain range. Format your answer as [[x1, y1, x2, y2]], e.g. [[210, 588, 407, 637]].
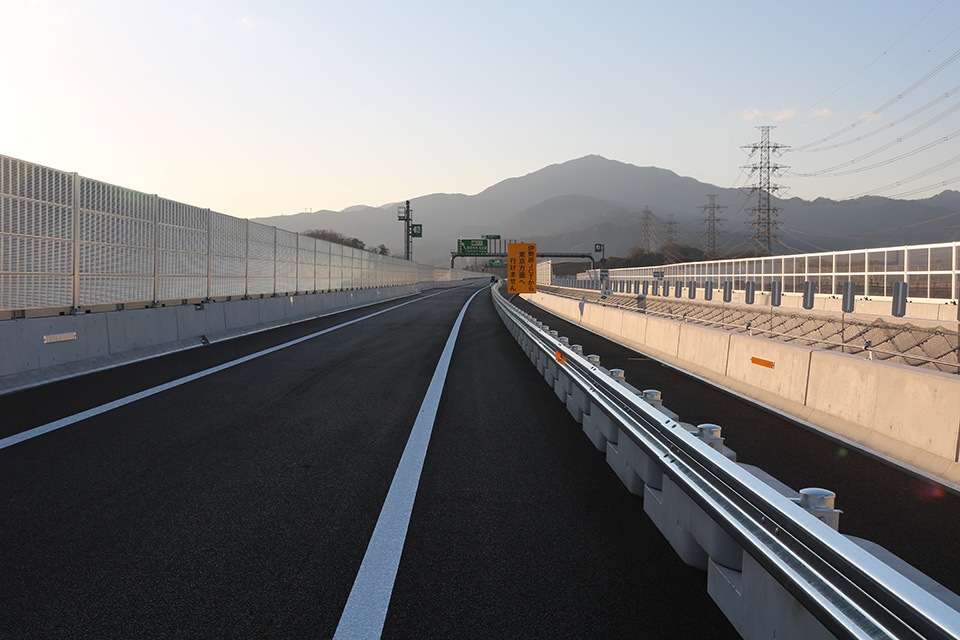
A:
[[251, 155, 960, 265]]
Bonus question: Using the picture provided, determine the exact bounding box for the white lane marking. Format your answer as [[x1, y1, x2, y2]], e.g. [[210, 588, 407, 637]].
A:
[[0, 287, 475, 452], [333, 288, 482, 640]]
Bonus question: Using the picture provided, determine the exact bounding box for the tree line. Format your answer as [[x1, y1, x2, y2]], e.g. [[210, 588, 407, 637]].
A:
[[302, 229, 391, 256]]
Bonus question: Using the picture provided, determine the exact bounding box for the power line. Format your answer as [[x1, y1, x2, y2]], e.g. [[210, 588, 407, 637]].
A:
[[792, 128, 960, 177], [789, 45, 960, 151], [782, 1, 946, 126], [842, 154, 960, 197], [794, 82, 960, 153]]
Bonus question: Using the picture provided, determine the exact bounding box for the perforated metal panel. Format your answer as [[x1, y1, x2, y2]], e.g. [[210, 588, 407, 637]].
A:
[[2, 153, 480, 313], [77, 178, 155, 305], [0, 156, 75, 309]]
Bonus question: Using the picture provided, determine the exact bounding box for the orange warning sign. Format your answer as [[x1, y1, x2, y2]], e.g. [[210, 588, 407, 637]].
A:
[[507, 242, 537, 294]]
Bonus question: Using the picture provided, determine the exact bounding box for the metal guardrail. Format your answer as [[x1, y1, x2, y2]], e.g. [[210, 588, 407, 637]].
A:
[[492, 284, 960, 640]]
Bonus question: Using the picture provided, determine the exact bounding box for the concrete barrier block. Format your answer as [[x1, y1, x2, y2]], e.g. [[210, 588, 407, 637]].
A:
[[736, 553, 834, 640], [582, 410, 609, 452], [806, 350, 960, 461], [690, 501, 743, 571], [856, 299, 890, 316], [175, 303, 227, 340], [223, 299, 261, 330], [725, 333, 814, 406], [605, 437, 645, 495], [566, 385, 587, 424], [282, 294, 309, 319], [904, 300, 942, 321], [822, 297, 843, 313], [653, 476, 709, 570], [601, 308, 624, 336], [620, 310, 646, 345], [642, 316, 681, 358], [0, 319, 39, 376], [106, 307, 180, 353], [939, 304, 960, 323], [708, 559, 744, 636], [256, 297, 286, 324], [676, 323, 731, 377], [34, 315, 110, 369], [554, 370, 572, 402]]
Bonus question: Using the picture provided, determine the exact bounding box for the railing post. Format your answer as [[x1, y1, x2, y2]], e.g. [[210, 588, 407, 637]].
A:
[[152, 194, 160, 305], [206, 208, 212, 301], [71, 172, 80, 312], [243, 219, 250, 299]]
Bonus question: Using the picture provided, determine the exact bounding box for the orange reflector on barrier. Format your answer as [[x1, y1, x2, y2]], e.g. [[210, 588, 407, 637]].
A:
[[555, 351, 567, 365], [751, 356, 775, 369]]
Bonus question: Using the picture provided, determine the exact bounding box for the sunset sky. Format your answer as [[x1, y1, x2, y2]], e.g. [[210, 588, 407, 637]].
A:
[[2, 0, 958, 219]]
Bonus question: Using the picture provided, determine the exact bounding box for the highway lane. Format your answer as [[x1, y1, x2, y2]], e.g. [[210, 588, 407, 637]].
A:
[[1, 283, 738, 638], [512, 294, 960, 599]]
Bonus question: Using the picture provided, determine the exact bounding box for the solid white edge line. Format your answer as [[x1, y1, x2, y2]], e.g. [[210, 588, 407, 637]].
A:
[[333, 288, 483, 640], [0, 287, 472, 452]]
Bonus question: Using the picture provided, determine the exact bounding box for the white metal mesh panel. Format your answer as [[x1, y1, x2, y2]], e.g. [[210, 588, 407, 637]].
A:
[[210, 210, 246, 297], [157, 199, 207, 300], [77, 178, 155, 305], [329, 245, 342, 290], [0, 156, 76, 309], [246, 221, 275, 295], [315, 240, 331, 291], [276, 229, 298, 293], [2, 153, 479, 312], [298, 234, 316, 291]]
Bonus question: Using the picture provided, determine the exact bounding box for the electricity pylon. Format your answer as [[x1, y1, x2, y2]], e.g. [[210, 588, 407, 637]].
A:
[[741, 126, 789, 255]]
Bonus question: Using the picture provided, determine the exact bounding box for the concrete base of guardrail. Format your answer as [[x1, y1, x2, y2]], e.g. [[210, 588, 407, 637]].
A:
[[524, 291, 960, 491], [0, 285, 421, 395]]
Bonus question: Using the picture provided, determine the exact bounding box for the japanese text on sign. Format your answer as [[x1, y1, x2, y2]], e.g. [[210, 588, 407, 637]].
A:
[[507, 242, 537, 294]]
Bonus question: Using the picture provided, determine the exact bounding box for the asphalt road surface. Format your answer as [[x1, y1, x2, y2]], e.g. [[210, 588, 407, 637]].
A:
[[1, 283, 741, 639]]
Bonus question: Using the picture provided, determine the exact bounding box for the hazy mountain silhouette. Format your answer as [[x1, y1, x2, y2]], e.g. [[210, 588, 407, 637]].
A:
[[251, 156, 960, 265]]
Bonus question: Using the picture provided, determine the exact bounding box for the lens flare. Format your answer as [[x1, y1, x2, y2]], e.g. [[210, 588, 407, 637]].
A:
[[912, 480, 947, 501]]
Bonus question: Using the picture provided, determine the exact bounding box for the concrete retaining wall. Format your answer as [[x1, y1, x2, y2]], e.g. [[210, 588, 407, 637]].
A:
[[526, 291, 960, 488], [0, 284, 423, 394]]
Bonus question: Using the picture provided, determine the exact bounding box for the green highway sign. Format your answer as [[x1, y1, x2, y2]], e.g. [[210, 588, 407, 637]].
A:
[[411, 224, 423, 238], [457, 238, 488, 254], [488, 259, 504, 267], [594, 243, 604, 252], [483, 234, 501, 240]]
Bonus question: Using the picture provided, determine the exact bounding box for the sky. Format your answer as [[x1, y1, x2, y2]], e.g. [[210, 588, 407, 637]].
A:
[[2, 0, 960, 220]]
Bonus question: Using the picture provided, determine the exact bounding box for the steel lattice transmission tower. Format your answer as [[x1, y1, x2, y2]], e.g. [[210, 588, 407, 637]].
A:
[[640, 205, 655, 252], [665, 214, 679, 245], [698, 194, 726, 257], [741, 126, 789, 255]]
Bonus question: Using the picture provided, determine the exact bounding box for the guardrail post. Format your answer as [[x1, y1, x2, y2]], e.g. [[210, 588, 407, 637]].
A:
[[642, 389, 663, 410], [796, 488, 841, 531], [697, 424, 725, 452]]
